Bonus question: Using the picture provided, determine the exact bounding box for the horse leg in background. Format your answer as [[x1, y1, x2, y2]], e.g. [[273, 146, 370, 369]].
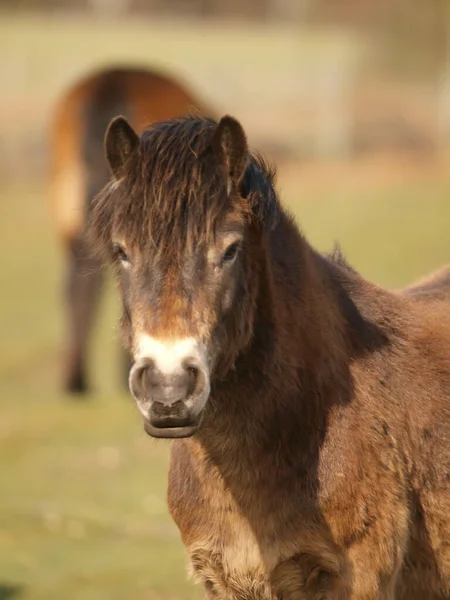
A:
[[63, 236, 104, 394]]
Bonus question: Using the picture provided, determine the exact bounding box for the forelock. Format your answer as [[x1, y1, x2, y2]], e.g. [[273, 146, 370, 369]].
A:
[[89, 116, 278, 258]]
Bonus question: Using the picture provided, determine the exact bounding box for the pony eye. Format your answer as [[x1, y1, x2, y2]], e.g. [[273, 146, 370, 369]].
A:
[[112, 243, 129, 264], [222, 242, 240, 264]]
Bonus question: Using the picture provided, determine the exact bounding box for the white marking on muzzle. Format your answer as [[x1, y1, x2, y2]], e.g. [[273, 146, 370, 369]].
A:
[[135, 334, 208, 375], [132, 334, 210, 419]]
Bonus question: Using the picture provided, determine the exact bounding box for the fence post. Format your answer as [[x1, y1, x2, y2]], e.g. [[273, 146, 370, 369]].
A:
[[315, 51, 354, 159]]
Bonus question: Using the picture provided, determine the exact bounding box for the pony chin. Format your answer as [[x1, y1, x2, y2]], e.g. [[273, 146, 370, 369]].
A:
[[143, 420, 199, 439]]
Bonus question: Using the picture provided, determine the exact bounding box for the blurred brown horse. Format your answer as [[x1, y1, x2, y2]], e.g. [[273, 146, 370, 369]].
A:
[[49, 66, 212, 394]]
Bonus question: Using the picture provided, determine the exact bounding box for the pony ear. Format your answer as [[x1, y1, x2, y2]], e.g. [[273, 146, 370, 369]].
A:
[[212, 115, 248, 193], [104, 116, 139, 178]]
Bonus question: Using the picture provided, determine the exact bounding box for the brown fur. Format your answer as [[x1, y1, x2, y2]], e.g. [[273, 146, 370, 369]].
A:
[[49, 66, 212, 393], [401, 265, 450, 301], [90, 115, 450, 599]]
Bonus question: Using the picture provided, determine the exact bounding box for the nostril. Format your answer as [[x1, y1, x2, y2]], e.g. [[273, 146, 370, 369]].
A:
[[187, 366, 198, 377], [130, 367, 145, 400], [182, 359, 203, 397], [129, 359, 155, 401], [185, 365, 198, 397]]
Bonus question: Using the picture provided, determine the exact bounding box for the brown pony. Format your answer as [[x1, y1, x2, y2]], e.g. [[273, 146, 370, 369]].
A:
[[90, 114, 450, 600], [49, 66, 211, 393]]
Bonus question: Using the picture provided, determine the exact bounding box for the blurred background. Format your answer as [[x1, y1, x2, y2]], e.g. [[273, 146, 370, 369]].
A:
[[0, 1, 449, 599]]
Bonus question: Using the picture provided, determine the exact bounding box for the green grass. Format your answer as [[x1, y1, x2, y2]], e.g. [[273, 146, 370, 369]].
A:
[[0, 173, 449, 599], [287, 175, 450, 288]]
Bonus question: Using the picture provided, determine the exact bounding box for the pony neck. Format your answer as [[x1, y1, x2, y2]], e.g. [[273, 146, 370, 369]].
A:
[[194, 211, 358, 468], [259, 211, 353, 391]]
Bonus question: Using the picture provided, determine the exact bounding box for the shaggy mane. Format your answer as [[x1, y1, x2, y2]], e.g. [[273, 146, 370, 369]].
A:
[[90, 116, 278, 258]]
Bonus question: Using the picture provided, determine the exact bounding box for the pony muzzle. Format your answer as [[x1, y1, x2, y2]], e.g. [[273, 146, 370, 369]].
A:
[[129, 337, 210, 438]]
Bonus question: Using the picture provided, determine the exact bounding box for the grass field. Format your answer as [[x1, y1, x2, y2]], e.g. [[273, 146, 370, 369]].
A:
[[1, 166, 450, 599]]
